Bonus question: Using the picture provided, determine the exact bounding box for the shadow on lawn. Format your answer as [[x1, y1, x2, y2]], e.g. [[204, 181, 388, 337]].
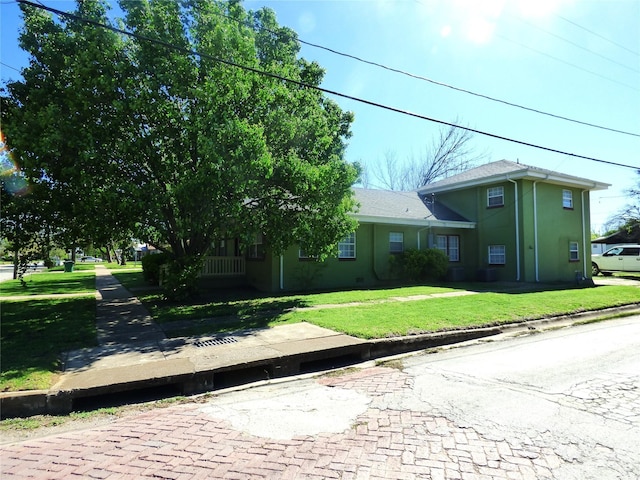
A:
[[0, 298, 97, 389], [141, 287, 309, 338]]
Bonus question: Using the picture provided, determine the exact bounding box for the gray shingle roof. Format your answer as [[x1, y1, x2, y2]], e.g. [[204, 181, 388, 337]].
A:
[[353, 188, 470, 224], [418, 159, 609, 193]]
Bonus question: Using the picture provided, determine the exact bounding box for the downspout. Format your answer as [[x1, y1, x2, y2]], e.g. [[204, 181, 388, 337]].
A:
[[372, 224, 382, 279], [279, 255, 284, 290], [532, 175, 549, 282], [533, 180, 539, 282], [507, 178, 520, 281], [581, 190, 588, 278], [417, 226, 430, 250]]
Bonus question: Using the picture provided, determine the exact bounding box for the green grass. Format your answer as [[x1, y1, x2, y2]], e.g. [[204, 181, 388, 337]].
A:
[[279, 286, 640, 338], [140, 285, 461, 325], [1, 270, 638, 393], [0, 297, 97, 391], [47, 264, 98, 272], [0, 271, 96, 297], [106, 262, 143, 270], [111, 270, 154, 291], [139, 281, 640, 339]]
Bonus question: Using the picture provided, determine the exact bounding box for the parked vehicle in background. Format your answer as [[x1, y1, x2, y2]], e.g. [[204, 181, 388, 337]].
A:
[[592, 245, 640, 276], [80, 256, 102, 263]]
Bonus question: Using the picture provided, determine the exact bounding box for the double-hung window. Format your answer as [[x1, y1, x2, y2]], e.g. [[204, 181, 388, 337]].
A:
[[338, 232, 356, 259], [569, 241, 579, 261], [488, 245, 506, 265], [389, 232, 404, 254], [436, 235, 460, 262], [487, 186, 504, 207], [248, 233, 264, 259], [563, 189, 573, 209], [298, 247, 316, 260]]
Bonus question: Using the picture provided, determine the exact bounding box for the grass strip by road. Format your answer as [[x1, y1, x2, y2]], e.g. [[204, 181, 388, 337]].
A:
[[279, 286, 640, 338], [0, 271, 96, 297], [1, 297, 97, 391]]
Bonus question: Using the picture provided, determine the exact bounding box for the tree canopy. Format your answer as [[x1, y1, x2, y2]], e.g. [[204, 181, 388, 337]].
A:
[[3, 0, 359, 293]]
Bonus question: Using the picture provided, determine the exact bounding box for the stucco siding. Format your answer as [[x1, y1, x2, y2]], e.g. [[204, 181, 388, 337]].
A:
[[534, 183, 587, 282]]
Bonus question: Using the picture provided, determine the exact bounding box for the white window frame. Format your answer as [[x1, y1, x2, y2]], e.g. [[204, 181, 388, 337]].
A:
[[248, 233, 264, 259], [563, 189, 573, 209], [569, 241, 579, 261], [389, 232, 404, 253], [298, 247, 315, 260], [488, 245, 506, 265], [487, 186, 504, 207], [436, 234, 460, 262], [338, 232, 356, 259]]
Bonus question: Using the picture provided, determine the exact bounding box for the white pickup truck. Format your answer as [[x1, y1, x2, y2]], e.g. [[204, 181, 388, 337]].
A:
[[592, 245, 640, 276]]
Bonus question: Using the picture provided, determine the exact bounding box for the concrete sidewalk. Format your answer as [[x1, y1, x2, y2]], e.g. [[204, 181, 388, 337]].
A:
[[2, 266, 639, 418], [1, 266, 377, 417]]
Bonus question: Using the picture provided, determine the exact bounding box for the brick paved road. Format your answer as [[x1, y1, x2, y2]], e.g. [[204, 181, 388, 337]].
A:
[[1, 367, 564, 479], [2, 317, 639, 479]]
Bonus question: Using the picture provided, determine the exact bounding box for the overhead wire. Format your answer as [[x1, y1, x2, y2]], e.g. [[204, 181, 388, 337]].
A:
[[557, 15, 640, 57], [215, 7, 640, 139], [1, 62, 21, 72], [495, 32, 640, 92], [15, 0, 640, 171], [511, 15, 639, 73]]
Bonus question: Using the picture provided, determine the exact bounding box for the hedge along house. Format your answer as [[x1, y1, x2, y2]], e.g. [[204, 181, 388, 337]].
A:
[[418, 160, 610, 283], [200, 160, 609, 291]]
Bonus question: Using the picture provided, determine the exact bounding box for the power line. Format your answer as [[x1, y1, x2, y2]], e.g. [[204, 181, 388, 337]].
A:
[[512, 15, 639, 74], [558, 15, 640, 57], [215, 7, 640, 139], [1, 62, 21, 72], [10, 0, 640, 139], [16, 0, 640, 171], [496, 32, 640, 92]]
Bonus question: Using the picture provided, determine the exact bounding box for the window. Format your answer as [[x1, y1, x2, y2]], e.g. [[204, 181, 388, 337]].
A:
[[563, 189, 573, 209], [247, 233, 264, 259], [389, 232, 404, 253], [298, 247, 316, 260], [487, 186, 504, 207], [488, 245, 506, 265], [338, 232, 356, 259], [436, 235, 460, 262], [569, 242, 579, 262]]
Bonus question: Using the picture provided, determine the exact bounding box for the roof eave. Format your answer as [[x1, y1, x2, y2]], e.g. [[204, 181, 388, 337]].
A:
[[419, 170, 610, 193], [353, 214, 476, 229]]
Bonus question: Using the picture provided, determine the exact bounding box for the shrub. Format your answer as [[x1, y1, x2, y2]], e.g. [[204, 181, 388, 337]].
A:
[[398, 248, 449, 281], [141, 252, 170, 285]]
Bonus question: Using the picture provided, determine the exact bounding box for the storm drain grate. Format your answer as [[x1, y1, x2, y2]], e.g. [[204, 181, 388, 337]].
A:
[[194, 336, 239, 348]]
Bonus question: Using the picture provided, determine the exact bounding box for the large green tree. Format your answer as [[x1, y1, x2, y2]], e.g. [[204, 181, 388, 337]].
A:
[[5, 0, 136, 260], [5, 0, 359, 295]]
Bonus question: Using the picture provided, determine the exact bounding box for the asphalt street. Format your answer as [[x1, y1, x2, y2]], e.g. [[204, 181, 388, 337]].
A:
[[1, 315, 639, 479]]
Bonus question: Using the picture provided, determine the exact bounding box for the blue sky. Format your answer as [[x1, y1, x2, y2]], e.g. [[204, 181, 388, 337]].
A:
[[1, 0, 639, 233]]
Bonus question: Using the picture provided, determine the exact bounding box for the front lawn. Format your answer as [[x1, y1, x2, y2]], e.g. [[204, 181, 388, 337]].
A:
[[1, 271, 638, 392], [0, 297, 97, 391], [280, 286, 640, 338], [138, 280, 640, 339], [140, 284, 463, 325], [0, 271, 96, 297]]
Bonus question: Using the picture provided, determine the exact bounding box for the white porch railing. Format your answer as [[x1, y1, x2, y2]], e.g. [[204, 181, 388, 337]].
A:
[[201, 256, 246, 277]]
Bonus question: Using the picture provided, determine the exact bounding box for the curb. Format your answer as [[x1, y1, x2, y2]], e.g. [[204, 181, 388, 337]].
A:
[[2, 304, 638, 419]]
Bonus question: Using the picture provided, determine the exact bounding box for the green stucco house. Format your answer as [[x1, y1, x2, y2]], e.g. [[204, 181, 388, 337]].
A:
[[202, 160, 609, 291]]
